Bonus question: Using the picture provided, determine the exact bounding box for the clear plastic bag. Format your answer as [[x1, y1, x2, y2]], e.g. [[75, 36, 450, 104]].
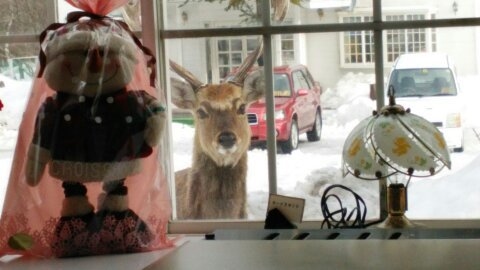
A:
[[0, 0, 172, 258]]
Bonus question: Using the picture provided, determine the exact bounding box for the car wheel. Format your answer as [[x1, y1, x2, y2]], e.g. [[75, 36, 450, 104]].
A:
[[307, 109, 322, 142], [280, 119, 299, 154]]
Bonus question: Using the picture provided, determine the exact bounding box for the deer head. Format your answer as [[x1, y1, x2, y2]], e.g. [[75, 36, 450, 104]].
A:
[[170, 41, 265, 167]]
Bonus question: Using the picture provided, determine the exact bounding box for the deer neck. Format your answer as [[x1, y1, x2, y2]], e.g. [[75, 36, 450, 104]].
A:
[[192, 149, 247, 179]]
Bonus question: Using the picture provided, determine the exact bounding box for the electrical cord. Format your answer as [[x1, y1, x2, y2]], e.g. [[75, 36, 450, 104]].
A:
[[320, 184, 384, 229]]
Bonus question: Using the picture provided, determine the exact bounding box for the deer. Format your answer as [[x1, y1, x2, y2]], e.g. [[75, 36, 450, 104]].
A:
[[169, 0, 289, 220], [170, 42, 265, 219]]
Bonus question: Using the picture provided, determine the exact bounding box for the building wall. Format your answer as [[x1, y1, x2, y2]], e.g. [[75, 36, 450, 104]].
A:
[[300, 0, 479, 89], [166, 0, 479, 90]]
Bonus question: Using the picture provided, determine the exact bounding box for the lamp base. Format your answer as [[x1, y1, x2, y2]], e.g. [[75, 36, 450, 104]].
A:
[[377, 183, 423, 228], [377, 214, 423, 229]]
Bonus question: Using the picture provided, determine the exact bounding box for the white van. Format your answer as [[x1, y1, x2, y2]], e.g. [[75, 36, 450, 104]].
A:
[[386, 53, 464, 152]]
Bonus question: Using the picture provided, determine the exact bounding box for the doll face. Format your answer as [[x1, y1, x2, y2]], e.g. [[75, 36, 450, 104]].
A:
[[43, 24, 138, 97]]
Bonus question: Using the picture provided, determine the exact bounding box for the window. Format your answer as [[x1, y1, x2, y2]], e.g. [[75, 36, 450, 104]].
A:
[[274, 74, 291, 97], [216, 37, 260, 79], [341, 12, 436, 66], [342, 16, 374, 64], [292, 70, 311, 91], [162, 1, 480, 233], [215, 35, 294, 79], [385, 14, 434, 62], [2, 1, 480, 235], [280, 34, 295, 65]]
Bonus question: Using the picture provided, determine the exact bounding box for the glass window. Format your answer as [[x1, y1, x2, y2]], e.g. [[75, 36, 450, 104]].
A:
[[161, 0, 480, 233], [215, 37, 261, 79], [342, 16, 372, 65], [2, 0, 480, 235], [385, 14, 432, 62], [341, 13, 436, 66], [292, 70, 310, 91], [390, 68, 457, 97], [0, 0, 150, 212], [281, 34, 295, 65], [274, 74, 291, 97]]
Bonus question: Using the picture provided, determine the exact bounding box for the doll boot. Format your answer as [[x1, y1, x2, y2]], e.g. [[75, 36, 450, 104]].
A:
[[52, 182, 95, 258], [95, 179, 153, 254]]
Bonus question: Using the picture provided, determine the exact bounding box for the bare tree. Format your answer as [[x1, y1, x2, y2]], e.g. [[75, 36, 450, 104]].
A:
[[179, 0, 300, 23], [0, 1, 49, 62]]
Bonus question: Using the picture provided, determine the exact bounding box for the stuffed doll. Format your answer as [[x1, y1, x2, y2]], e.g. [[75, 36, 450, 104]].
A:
[[18, 2, 166, 257]]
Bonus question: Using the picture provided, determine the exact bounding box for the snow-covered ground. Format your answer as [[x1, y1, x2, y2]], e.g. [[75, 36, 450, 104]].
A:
[[2, 72, 480, 222]]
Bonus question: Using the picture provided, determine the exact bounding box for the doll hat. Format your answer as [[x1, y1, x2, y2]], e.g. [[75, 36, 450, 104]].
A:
[[41, 18, 138, 64], [37, 0, 157, 86]]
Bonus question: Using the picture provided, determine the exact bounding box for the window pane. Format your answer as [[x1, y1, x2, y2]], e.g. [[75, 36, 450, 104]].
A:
[[218, 53, 229, 65], [3, 1, 480, 233], [393, 27, 480, 220], [163, 2, 480, 225], [167, 27, 480, 223], [231, 53, 242, 65], [262, 32, 382, 221], [218, 40, 229, 52], [231, 39, 242, 51], [165, 1, 261, 29], [168, 36, 268, 221], [246, 38, 260, 51], [0, 1, 52, 35]]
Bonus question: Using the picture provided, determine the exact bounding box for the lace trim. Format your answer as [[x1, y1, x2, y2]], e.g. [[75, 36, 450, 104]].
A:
[[0, 212, 172, 258]]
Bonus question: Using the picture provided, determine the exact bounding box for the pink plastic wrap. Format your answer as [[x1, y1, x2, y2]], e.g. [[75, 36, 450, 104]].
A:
[[0, 0, 172, 258]]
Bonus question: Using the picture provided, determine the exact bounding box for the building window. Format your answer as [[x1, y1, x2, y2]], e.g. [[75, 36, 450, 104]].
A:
[[217, 37, 261, 79], [281, 34, 295, 65], [342, 16, 374, 64], [216, 35, 294, 79], [341, 13, 436, 65], [385, 14, 433, 62]]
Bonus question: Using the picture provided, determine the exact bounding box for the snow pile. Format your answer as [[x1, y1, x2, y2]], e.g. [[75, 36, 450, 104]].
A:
[[1, 72, 480, 221]]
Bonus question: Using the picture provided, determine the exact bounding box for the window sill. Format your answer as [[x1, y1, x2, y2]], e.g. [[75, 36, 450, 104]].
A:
[[168, 219, 480, 234]]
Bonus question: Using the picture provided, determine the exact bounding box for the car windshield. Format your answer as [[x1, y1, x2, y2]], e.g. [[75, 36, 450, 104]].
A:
[[274, 74, 291, 97], [389, 68, 458, 97]]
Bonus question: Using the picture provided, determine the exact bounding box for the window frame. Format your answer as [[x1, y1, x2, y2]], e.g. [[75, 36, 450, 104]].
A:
[[154, 1, 480, 234], [2, 0, 480, 234]]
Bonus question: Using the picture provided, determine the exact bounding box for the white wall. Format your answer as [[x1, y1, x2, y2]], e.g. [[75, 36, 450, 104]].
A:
[[300, 0, 479, 89]]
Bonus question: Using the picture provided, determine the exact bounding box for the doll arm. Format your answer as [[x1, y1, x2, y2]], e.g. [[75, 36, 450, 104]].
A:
[[26, 143, 51, 186], [25, 100, 54, 186]]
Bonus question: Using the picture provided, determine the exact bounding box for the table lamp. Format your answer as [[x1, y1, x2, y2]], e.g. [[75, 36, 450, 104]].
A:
[[342, 86, 451, 228]]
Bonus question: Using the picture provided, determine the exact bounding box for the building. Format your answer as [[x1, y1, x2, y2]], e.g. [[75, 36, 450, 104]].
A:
[[167, 0, 480, 90]]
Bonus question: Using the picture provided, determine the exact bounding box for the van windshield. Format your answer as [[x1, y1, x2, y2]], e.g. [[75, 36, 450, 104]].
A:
[[389, 68, 457, 97]]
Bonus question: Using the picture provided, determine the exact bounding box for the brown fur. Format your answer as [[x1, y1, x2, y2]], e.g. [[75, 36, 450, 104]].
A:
[[175, 152, 247, 219], [171, 75, 264, 220]]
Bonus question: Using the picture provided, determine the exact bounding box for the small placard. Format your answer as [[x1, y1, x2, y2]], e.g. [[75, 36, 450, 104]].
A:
[[267, 194, 305, 224]]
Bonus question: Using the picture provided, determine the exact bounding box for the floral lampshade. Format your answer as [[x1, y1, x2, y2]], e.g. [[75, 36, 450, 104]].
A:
[[341, 87, 451, 227], [343, 94, 451, 180]]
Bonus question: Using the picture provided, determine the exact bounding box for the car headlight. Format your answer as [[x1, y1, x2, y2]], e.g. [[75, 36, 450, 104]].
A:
[[446, 113, 461, 128], [263, 110, 285, 121]]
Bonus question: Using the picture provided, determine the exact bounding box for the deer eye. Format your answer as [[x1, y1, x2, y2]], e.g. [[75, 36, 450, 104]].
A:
[[237, 104, 246, 115], [196, 108, 209, 119]]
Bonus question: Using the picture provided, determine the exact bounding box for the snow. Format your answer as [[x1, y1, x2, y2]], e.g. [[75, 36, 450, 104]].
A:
[[1, 72, 480, 222]]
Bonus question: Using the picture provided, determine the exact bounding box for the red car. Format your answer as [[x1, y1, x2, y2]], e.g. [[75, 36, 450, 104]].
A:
[[247, 65, 322, 153]]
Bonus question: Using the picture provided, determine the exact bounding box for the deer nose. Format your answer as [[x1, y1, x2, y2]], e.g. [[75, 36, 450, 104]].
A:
[[218, 132, 236, 148]]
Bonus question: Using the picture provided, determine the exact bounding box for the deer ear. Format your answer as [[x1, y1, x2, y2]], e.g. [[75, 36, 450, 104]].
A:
[[243, 69, 265, 103], [171, 77, 197, 109]]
